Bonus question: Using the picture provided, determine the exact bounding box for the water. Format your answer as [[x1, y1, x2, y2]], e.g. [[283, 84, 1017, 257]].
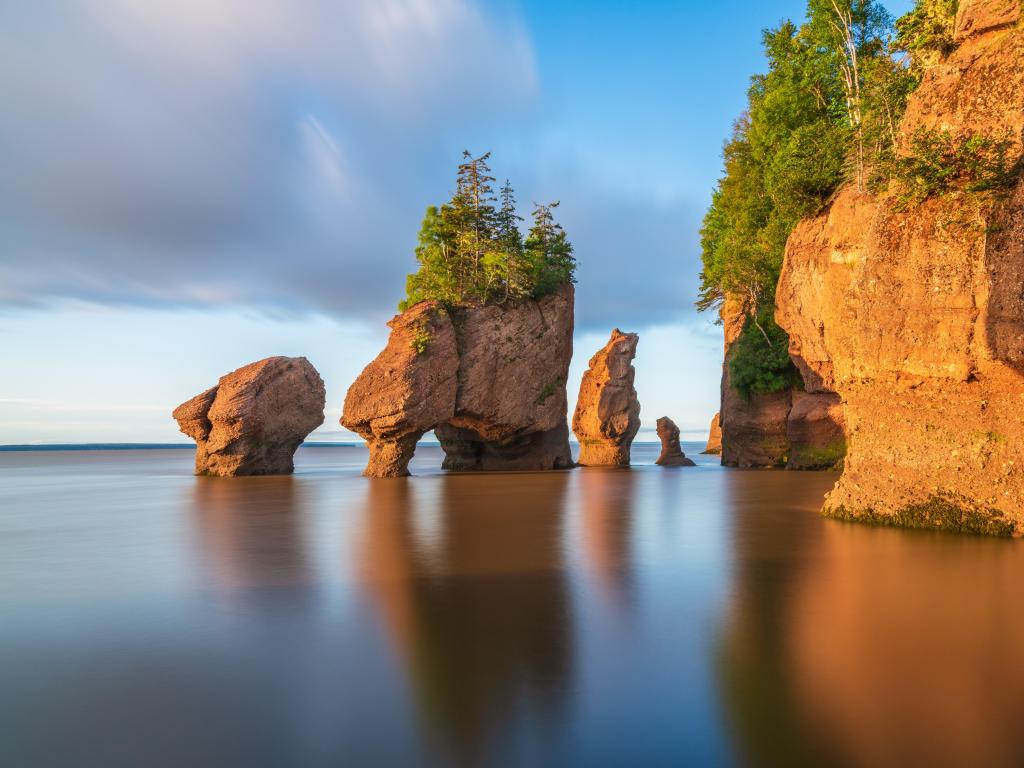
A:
[[2, 444, 1023, 767]]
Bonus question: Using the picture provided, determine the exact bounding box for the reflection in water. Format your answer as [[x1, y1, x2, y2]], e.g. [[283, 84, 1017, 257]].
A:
[[189, 475, 310, 592], [358, 473, 572, 764], [719, 472, 1024, 768], [578, 469, 634, 608]]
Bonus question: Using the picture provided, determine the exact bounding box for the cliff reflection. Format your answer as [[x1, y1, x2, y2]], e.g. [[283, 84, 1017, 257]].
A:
[[719, 473, 1024, 767], [188, 476, 310, 593], [358, 473, 572, 763]]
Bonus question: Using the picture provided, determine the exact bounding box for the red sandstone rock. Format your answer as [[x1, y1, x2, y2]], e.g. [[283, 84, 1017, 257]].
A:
[[342, 302, 458, 477], [776, 5, 1024, 528], [173, 356, 325, 476], [572, 329, 641, 467], [343, 286, 575, 475], [655, 416, 695, 467]]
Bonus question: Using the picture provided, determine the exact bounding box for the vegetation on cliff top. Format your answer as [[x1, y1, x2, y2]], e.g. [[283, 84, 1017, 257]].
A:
[[400, 153, 576, 312], [698, 0, 918, 397]]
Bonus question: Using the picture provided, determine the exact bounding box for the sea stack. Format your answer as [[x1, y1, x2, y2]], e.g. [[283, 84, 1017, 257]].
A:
[[572, 329, 641, 467], [702, 412, 722, 455], [173, 356, 326, 476], [775, 0, 1024, 532], [655, 417, 695, 467], [342, 285, 575, 475]]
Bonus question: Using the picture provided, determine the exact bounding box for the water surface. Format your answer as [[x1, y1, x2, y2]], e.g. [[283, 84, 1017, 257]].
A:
[[2, 444, 1022, 767]]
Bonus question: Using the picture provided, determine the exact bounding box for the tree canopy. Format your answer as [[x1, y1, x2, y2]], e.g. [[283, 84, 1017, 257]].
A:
[[400, 153, 576, 311], [699, 0, 918, 397]]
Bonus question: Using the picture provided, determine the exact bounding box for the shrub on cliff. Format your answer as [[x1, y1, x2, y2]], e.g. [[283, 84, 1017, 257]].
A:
[[400, 153, 576, 311], [728, 311, 802, 399]]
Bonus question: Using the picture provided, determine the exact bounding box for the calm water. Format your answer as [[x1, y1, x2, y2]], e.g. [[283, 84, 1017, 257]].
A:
[[2, 444, 1023, 768]]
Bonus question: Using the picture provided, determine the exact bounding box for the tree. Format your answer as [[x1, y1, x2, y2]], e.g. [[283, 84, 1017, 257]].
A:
[[524, 202, 576, 298], [400, 155, 575, 310], [699, 0, 910, 395]]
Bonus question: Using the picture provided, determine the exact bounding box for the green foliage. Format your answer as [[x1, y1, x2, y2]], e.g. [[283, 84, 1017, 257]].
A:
[[728, 311, 802, 398], [700, 1, 916, 391], [399, 152, 575, 311], [534, 377, 563, 406], [825, 493, 1016, 536], [895, 0, 959, 71], [409, 321, 432, 355], [878, 127, 1019, 207]]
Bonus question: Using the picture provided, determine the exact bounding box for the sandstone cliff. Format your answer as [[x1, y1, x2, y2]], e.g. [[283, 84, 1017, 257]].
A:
[[173, 356, 326, 476], [775, 0, 1024, 533], [343, 285, 574, 476], [719, 300, 846, 469], [572, 329, 641, 467]]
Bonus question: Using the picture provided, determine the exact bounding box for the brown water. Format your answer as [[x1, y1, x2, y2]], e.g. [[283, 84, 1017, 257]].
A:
[[2, 444, 1023, 767]]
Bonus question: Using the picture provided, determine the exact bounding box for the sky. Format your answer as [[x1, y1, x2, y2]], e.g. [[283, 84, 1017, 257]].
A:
[[0, 0, 912, 444]]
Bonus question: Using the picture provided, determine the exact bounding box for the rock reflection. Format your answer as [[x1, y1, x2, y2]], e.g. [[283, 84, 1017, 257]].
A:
[[188, 475, 310, 592], [578, 468, 635, 608], [719, 474, 1024, 767], [358, 473, 572, 764]]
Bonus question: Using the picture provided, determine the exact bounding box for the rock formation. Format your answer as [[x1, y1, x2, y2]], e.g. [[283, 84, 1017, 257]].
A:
[[572, 329, 641, 467], [775, 0, 1024, 533], [343, 285, 575, 476], [436, 285, 575, 471], [342, 302, 459, 477], [655, 416, 695, 467], [702, 412, 722, 454], [718, 299, 845, 469], [173, 356, 326, 476]]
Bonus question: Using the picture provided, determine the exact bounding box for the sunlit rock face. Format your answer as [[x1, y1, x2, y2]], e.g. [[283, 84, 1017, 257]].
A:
[[776, 0, 1024, 531], [342, 301, 459, 477], [343, 285, 574, 476], [572, 329, 641, 467], [702, 411, 722, 455], [174, 356, 325, 476]]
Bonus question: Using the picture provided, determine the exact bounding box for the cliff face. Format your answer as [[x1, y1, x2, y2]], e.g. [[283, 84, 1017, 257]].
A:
[[344, 285, 574, 476], [775, 1, 1024, 532], [719, 300, 846, 469]]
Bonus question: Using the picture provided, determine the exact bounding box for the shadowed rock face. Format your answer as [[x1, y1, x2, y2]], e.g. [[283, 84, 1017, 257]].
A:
[[173, 356, 325, 476], [572, 329, 641, 467], [342, 302, 459, 477], [655, 417, 695, 467], [437, 285, 575, 471], [343, 286, 574, 476], [719, 299, 846, 470], [775, 1, 1024, 531], [702, 412, 722, 455]]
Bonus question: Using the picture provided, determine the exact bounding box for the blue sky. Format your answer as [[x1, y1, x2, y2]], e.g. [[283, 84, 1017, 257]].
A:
[[0, 0, 912, 444]]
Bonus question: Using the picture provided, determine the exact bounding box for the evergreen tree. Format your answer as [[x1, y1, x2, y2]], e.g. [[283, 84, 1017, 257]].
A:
[[399, 154, 575, 310], [525, 202, 576, 298]]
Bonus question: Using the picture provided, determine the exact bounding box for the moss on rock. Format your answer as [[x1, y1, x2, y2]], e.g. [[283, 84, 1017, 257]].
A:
[[824, 492, 1016, 537]]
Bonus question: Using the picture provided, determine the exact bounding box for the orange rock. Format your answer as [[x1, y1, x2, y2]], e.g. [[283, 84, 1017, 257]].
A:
[[572, 329, 640, 467], [173, 356, 325, 476], [775, 8, 1024, 529], [702, 412, 722, 455], [342, 302, 458, 477], [343, 286, 575, 475]]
